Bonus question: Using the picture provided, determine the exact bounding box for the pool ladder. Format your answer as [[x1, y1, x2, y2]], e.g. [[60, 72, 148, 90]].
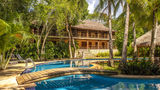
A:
[[25, 58, 36, 68]]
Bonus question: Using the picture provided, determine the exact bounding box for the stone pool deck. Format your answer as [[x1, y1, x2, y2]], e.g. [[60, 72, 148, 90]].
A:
[[0, 61, 54, 89]]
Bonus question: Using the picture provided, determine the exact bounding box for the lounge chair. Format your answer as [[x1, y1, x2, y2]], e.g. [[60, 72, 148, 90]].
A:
[[16, 54, 36, 68], [25, 58, 36, 68], [16, 54, 26, 63], [9, 54, 18, 64]]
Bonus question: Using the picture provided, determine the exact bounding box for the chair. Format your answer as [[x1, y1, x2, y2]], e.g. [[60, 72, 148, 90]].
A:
[[16, 54, 36, 68], [16, 54, 26, 63], [9, 54, 18, 64]]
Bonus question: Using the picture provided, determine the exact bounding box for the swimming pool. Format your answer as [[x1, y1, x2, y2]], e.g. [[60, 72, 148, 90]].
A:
[[22, 58, 148, 74], [22, 60, 93, 74], [26, 74, 160, 90]]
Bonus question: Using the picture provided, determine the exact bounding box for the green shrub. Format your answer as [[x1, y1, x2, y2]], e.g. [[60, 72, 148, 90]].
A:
[[15, 43, 38, 60], [15, 41, 70, 60], [96, 51, 120, 57], [45, 41, 69, 59], [119, 60, 160, 75], [53, 41, 69, 59], [96, 52, 110, 57], [45, 42, 55, 59]]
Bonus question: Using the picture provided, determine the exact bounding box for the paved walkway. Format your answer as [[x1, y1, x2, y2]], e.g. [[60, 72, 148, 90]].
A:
[[0, 61, 53, 88]]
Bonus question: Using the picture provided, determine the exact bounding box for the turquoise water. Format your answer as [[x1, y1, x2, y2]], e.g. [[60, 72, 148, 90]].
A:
[[22, 60, 92, 74], [23, 58, 142, 74], [27, 74, 160, 90], [24, 59, 158, 90]]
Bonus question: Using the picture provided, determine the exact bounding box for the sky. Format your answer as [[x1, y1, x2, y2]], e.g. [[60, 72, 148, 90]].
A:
[[86, 0, 99, 13], [86, 0, 122, 17]]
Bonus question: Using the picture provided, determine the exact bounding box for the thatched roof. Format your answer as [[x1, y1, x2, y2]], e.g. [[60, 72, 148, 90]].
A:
[[72, 20, 114, 31], [136, 26, 160, 47]]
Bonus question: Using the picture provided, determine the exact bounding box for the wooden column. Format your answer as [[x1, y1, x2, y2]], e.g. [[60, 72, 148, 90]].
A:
[[98, 31, 99, 38], [87, 30, 89, 38], [87, 41, 89, 49], [98, 41, 100, 49], [79, 30, 81, 37]]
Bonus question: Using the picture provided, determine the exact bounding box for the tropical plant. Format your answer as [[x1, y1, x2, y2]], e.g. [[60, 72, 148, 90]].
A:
[[119, 60, 160, 75], [0, 19, 29, 69]]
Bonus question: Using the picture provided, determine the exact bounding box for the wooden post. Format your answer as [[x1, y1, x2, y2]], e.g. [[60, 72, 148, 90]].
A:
[[98, 31, 99, 38], [79, 31, 81, 37], [98, 41, 99, 49], [87, 41, 89, 49], [87, 30, 89, 38]]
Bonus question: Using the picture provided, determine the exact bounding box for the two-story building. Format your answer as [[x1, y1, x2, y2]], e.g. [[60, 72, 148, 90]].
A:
[[33, 20, 116, 57], [48, 20, 115, 56]]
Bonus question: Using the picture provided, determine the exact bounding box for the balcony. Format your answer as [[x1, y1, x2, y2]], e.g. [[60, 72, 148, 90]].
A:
[[80, 46, 108, 49]]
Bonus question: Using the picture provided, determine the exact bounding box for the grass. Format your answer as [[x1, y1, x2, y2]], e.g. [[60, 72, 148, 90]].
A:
[[85, 56, 122, 59], [98, 62, 119, 71]]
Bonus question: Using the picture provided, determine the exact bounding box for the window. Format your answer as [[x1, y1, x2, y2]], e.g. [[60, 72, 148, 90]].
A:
[[102, 42, 105, 49], [89, 42, 92, 48], [95, 42, 98, 49], [81, 42, 87, 47]]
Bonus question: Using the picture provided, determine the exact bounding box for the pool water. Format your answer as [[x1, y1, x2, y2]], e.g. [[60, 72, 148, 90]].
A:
[[22, 60, 92, 74], [23, 58, 145, 74], [27, 74, 160, 90]]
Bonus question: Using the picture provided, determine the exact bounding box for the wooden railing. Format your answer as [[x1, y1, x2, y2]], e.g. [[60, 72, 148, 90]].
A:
[[80, 46, 108, 49]]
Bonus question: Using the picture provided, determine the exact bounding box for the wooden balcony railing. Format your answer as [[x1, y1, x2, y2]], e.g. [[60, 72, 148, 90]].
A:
[[80, 46, 108, 49]]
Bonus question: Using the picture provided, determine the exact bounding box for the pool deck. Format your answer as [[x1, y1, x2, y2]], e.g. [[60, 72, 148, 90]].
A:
[[0, 59, 107, 89], [0, 61, 57, 89]]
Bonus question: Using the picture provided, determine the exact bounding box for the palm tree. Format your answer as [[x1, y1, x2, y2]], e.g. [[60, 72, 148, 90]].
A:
[[114, 0, 130, 63], [132, 21, 137, 60], [0, 19, 30, 69], [95, 0, 116, 67], [150, 6, 159, 63], [121, 2, 130, 63]]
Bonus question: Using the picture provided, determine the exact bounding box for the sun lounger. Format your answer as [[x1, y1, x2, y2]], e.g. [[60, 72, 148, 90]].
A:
[[16, 54, 26, 63]]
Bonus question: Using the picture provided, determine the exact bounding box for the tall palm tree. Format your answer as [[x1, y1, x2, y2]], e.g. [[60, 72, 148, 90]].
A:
[[149, 3, 159, 63], [114, 0, 130, 63], [121, 2, 130, 63], [95, 0, 116, 67]]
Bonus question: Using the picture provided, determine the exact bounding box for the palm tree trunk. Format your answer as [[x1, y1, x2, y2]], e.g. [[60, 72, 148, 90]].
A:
[[108, 0, 114, 67], [150, 10, 158, 63], [66, 21, 73, 58], [121, 3, 130, 63], [132, 22, 137, 60]]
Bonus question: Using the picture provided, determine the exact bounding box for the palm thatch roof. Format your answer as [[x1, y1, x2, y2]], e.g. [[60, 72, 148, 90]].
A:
[[136, 26, 160, 47], [72, 20, 114, 31]]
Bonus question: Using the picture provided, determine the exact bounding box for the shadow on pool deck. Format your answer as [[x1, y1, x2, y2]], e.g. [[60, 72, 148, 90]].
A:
[[0, 61, 52, 88]]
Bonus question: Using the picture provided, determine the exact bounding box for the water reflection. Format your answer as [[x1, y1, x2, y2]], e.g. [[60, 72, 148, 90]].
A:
[[26, 74, 160, 90], [29, 60, 92, 73]]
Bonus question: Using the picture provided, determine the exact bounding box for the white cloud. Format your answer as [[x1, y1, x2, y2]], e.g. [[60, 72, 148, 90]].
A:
[[86, 0, 122, 17], [87, 0, 99, 14]]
